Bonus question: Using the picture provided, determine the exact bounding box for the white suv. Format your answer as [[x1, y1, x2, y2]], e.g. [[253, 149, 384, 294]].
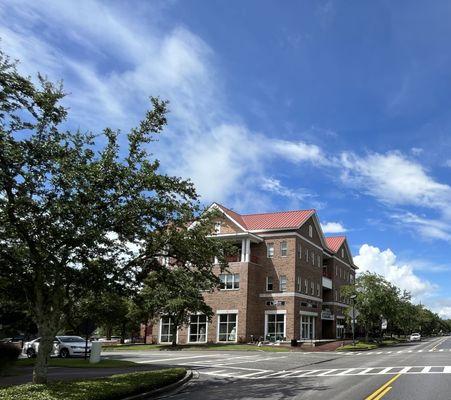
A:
[[23, 336, 92, 358], [409, 333, 421, 342]]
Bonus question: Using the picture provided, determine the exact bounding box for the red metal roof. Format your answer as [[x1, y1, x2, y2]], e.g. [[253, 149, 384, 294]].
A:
[[325, 236, 346, 253], [216, 203, 315, 230]]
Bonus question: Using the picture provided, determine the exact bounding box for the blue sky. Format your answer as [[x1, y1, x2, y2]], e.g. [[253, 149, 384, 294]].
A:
[[2, 0, 451, 317]]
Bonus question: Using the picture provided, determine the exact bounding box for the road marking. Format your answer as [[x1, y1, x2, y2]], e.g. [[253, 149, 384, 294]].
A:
[[135, 354, 216, 363], [364, 373, 401, 400], [418, 350, 423, 352], [444, 366, 451, 373], [421, 366, 431, 373], [317, 369, 338, 376], [399, 367, 411, 373], [358, 368, 374, 375], [439, 349, 444, 352], [338, 368, 356, 375], [378, 367, 392, 374]]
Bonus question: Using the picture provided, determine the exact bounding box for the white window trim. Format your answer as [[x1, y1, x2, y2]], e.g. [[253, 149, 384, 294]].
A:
[[264, 310, 287, 340], [158, 317, 179, 344], [187, 315, 208, 344], [216, 312, 238, 343], [267, 243, 274, 258], [219, 273, 240, 290], [279, 275, 287, 292]]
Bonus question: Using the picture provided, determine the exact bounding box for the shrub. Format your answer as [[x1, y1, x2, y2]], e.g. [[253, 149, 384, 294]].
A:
[[0, 343, 21, 374]]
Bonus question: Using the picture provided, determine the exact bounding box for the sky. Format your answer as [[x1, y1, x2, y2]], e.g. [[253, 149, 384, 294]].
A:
[[1, 0, 451, 317]]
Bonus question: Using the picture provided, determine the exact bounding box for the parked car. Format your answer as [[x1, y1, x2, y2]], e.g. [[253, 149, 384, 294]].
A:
[[410, 333, 421, 342], [23, 336, 92, 358]]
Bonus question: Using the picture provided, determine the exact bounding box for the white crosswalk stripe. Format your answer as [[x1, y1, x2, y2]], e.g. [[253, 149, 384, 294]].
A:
[[340, 347, 451, 356], [201, 365, 451, 379]]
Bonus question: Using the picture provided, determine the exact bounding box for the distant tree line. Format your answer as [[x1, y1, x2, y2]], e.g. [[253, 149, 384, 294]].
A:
[[342, 272, 451, 341]]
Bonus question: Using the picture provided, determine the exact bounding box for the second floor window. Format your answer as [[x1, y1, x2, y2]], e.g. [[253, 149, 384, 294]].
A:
[[309, 225, 313, 237], [298, 244, 302, 259], [266, 276, 273, 291], [280, 241, 288, 257], [317, 255, 321, 267], [279, 275, 287, 292], [311, 251, 315, 265], [305, 249, 309, 262], [316, 283, 320, 297], [310, 281, 314, 295], [297, 276, 301, 292], [304, 279, 308, 293], [214, 222, 221, 234], [267, 243, 274, 258], [219, 274, 240, 290]]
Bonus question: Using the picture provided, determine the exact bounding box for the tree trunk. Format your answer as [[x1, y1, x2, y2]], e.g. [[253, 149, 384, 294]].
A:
[[33, 325, 55, 384], [120, 322, 126, 344], [143, 324, 148, 344]]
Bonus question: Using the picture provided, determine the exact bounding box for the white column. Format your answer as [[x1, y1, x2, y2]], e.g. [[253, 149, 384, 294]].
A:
[[241, 239, 246, 262], [245, 238, 251, 262]]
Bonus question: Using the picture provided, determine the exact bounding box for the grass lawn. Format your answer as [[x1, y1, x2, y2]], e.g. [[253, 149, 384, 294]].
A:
[[102, 343, 291, 352], [15, 358, 138, 368], [336, 342, 379, 351], [0, 368, 186, 400]]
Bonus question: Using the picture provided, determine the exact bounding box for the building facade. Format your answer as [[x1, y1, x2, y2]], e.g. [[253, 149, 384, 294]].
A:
[[148, 203, 357, 344]]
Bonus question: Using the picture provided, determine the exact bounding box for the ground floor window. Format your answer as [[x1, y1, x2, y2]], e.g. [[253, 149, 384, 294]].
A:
[[336, 324, 344, 339], [266, 313, 285, 341], [218, 313, 237, 342], [301, 315, 315, 340], [189, 314, 207, 343], [160, 317, 175, 343]]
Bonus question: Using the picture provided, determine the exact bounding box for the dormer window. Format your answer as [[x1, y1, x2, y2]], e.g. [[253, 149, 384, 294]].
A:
[[308, 225, 313, 238], [214, 222, 221, 234]]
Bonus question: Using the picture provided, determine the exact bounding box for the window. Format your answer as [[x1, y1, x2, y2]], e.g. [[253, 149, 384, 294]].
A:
[[266, 313, 285, 341], [298, 244, 302, 259], [280, 241, 288, 257], [350, 274, 354, 283], [310, 281, 314, 295], [316, 283, 320, 297], [334, 289, 338, 302], [304, 279, 308, 293], [300, 315, 315, 340], [266, 300, 286, 306], [339, 268, 342, 278], [317, 255, 321, 267], [218, 313, 237, 342], [219, 274, 240, 290], [189, 314, 207, 343], [160, 317, 175, 343], [305, 249, 309, 262], [341, 248, 345, 258], [266, 276, 273, 291], [267, 243, 274, 258], [279, 275, 287, 292], [308, 225, 313, 237], [214, 222, 221, 234], [335, 266, 338, 276], [296, 276, 301, 292], [311, 251, 315, 265]]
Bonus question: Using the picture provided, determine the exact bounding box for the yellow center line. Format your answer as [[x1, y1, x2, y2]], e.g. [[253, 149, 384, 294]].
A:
[[364, 373, 401, 400]]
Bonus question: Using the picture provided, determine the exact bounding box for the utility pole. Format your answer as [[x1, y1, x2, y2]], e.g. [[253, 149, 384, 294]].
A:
[[350, 294, 357, 347]]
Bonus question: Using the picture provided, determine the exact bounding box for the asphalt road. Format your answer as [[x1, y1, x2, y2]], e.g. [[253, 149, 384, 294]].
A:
[[105, 336, 451, 400]]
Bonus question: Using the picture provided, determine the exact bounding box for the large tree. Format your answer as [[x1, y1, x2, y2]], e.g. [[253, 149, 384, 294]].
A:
[[0, 50, 231, 383]]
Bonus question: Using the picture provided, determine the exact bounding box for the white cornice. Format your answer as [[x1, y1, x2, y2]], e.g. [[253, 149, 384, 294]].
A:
[[259, 292, 322, 302]]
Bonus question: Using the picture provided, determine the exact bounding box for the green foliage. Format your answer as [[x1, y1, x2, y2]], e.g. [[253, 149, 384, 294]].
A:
[[0, 368, 186, 400], [0, 343, 21, 374], [0, 48, 233, 382], [342, 272, 447, 339]]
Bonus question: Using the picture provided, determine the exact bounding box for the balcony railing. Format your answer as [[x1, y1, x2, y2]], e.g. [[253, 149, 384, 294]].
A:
[[226, 254, 260, 264]]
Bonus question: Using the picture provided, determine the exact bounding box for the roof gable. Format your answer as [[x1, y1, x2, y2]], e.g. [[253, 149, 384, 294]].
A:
[[325, 236, 346, 253], [242, 209, 315, 230]]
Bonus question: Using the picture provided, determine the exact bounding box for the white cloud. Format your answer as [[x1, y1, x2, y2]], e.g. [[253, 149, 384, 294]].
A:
[[321, 222, 347, 234], [340, 151, 451, 211], [391, 212, 451, 242], [411, 147, 423, 156], [354, 244, 436, 301], [272, 140, 330, 166], [444, 159, 451, 168], [260, 177, 325, 209]]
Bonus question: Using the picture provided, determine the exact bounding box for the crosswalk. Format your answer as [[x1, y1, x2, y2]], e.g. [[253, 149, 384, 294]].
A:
[[341, 348, 451, 356], [202, 365, 451, 379]]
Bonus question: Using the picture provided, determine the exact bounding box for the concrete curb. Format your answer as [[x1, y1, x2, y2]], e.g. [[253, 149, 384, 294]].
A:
[[121, 369, 193, 400]]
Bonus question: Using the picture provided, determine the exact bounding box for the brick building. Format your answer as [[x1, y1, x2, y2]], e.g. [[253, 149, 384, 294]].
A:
[[148, 203, 357, 344]]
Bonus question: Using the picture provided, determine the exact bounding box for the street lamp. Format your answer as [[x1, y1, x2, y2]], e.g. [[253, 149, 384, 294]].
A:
[[350, 294, 357, 347]]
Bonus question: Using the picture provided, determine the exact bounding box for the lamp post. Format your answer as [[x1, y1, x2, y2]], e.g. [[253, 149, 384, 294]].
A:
[[350, 294, 357, 347]]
